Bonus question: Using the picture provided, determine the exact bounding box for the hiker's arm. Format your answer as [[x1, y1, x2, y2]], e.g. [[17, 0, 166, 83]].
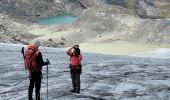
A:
[[37, 52, 48, 66], [80, 54, 82, 61], [66, 47, 73, 56]]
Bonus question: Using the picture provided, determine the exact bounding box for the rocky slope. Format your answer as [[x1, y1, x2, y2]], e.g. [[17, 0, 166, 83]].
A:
[[0, 13, 37, 44], [0, 0, 84, 44], [0, 0, 170, 46], [0, 0, 84, 22], [51, 5, 170, 46], [131, 0, 170, 18], [79, 0, 170, 19]]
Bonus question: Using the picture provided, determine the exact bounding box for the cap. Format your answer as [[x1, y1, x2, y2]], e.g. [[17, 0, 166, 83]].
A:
[[33, 39, 40, 47], [74, 45, 79, 48]]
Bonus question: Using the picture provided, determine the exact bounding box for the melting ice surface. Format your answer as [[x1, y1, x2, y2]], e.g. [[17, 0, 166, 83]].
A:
[[1, 43, 170, 100], [133, 48, 170, 58]]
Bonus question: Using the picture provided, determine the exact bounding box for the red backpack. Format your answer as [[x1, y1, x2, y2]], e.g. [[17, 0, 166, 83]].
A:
[[24, 45, 40, 72], [70, 54, 82, 69]]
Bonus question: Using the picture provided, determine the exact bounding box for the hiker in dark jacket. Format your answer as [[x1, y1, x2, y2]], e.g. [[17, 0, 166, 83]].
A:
[[24, 40, 50, 100], [66, 45, 82, 93]]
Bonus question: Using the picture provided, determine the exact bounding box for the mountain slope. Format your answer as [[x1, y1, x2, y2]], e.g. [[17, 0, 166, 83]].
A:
[[47, 5, 170, 46], [78, 0, 170, 18], [0, 13, 37, 44], [0, 0, 84, 22]]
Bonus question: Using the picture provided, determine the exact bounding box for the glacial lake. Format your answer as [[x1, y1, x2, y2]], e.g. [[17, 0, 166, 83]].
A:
[[162, 20, 170, 24], [38, 15, 77, 25]]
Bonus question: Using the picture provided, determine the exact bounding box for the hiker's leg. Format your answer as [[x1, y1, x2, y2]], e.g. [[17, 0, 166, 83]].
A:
[[29, 73, 34, 100], [71, 69, 76, 91], [35, 71, 42, 100], [75, 70, 80, 93]]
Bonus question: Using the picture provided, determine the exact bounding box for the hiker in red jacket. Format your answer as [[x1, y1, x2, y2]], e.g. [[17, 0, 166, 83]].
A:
[[66, 45, 82, 93], [24, 40, 50, 100]]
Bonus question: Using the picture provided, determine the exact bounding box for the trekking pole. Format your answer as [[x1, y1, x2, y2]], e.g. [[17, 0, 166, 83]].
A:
[[47, 63, 48, 100], [44, 47, 50, 100], [40, 91, 42, 100], [12, 76, 29, 86], [21, 47, 24, 57], [21, 47, 28, 75]]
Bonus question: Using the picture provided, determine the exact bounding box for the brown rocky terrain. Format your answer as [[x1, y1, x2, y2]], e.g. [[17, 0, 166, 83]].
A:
[[0, 0, 170, 47], [44, 5, 170, 46], [0, 13, 37, 44], [0, 0, 84, 44], [78, 0, 170, 18], [0, 0, 84, 22]]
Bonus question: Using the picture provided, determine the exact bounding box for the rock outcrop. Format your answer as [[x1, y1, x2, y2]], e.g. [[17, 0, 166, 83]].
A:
[[58, 5, 170, 45], [0, 0, 84, 44], [0, 0, 84, 22], [78, 0, 170, 19], [0, 13, 37, 44], [134, 0, 170, 18], [78, 0, 97, 8]]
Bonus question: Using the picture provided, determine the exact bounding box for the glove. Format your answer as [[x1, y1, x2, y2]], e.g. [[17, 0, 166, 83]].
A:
[[46, 59, 50, 65], [80, 69, 82, 75]]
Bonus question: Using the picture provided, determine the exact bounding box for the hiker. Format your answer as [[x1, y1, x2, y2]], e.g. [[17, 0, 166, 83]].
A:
[[66, 45, 82, 93], [24, 40, 50, 100]]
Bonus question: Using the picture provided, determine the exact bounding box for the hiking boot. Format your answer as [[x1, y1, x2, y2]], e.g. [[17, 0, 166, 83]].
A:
[[76, 91, 80, 93], [70, 89, 76, 93]]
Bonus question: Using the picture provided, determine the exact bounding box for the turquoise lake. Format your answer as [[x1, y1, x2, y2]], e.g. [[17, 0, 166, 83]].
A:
[[162, 20, 170, 24], [38, 15, 77, 25]]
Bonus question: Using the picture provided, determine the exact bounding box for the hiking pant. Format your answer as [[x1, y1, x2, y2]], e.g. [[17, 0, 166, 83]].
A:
[[70, 69, 81, 92], [29, 71, 42, 100]]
